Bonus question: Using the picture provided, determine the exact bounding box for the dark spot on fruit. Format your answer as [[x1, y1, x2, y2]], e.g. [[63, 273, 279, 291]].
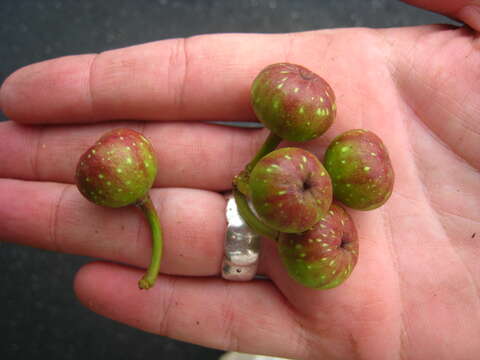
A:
[[299, 67, 315, 81], [236, 268, 242, 273], [472, 233, 476, 239], [302, 179, 312, 192]]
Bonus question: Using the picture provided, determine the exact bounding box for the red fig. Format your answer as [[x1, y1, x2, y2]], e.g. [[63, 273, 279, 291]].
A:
[[249, 147, 332, 233], [324, 129, 394, 210], [76, 128, 163, 290], [251, 62, 336, 142], [278, 203, 358, 289]]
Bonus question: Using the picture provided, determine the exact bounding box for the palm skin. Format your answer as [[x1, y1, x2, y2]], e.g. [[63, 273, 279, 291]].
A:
[[0, 3, 479, 360]]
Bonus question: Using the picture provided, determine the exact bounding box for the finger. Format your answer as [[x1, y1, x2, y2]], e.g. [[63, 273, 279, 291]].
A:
[[74, 262, 311, 359], [0, 33, 293, 124], [402, 0, 480, 31], [0, 179, 228, 276], [0, 120, 267, 191]]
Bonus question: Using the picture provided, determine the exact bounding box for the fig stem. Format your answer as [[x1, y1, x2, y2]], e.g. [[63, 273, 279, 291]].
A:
[[246, 131, 283, 173], [233, 188, 279, 241], [234, 131, 282, 195], [137, 193, 163, 290]]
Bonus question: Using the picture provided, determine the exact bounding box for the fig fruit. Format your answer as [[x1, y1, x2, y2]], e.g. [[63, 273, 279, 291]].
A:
[[278, 203, 358, 289], [75, 128, 163, 290], [324, 129, 394, 210], [76, 128, 157, 208], [251, 62, 336, 142], [249, 147, 332, 233]]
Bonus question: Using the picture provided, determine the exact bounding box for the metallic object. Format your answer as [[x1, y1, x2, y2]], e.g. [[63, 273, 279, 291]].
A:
[[221, 192, 261, 281]]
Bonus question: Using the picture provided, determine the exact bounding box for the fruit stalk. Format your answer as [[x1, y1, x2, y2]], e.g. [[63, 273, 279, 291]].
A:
[[233, 188, 279, 240], [137, 194, 163, 290], [246, 132, 283, 173], [234, 132, 282, 196]]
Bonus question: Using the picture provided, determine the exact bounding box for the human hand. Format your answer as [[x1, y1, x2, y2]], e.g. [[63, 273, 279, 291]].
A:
[[0, 0, 479, 358]]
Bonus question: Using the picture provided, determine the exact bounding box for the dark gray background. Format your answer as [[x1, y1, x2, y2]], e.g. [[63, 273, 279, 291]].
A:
[[0, 1, 455, 359]]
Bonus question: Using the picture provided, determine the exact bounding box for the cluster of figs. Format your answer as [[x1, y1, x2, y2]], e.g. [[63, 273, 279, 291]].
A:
[[74, 62, 394, 291], [234, 63, 394, 289]]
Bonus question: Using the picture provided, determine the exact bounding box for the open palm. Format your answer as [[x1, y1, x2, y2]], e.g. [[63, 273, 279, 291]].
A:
[[1, 5, 479, 359]]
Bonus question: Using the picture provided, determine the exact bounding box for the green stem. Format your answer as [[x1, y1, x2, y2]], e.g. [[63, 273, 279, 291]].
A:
[[137, 193, 163, 290], [234, 131, 282, 196], [246, 131, 282, 172], [233, 188, 279, 241]]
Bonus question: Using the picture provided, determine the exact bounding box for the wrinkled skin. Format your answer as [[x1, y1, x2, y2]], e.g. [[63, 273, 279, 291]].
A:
[[278, 203, 358, 289], [76, 128, 157, 207], [251, 62, 336, 141], [249, 147, 332, 233], [324, 129, 394, 210], [1, 2, 480, 359]]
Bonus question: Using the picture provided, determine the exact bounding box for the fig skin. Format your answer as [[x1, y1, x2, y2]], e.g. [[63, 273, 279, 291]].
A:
[[76, 128, 158, 207], [249, 147, 333, 234], [324, 129, 394, 210], [278, 203, 359, 289], [251, 62, 336, 142]]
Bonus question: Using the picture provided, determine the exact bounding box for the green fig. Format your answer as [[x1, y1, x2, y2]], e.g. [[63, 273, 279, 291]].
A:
[[278, 203, 358, 289], [75, 128, 163, 290], [251, 62, 336, 142], [323, 129, 394, 210], [249, 147, 332, 233]]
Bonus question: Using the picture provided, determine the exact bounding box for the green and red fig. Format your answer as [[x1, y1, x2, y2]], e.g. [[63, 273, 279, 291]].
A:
[[76, 128, 157, 208], [75, 128, 163, 290], [251, 62, 336, 142], [278, 203, 358, 289], [249, 147, 332, 233], [324, 129, 394, 210]]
